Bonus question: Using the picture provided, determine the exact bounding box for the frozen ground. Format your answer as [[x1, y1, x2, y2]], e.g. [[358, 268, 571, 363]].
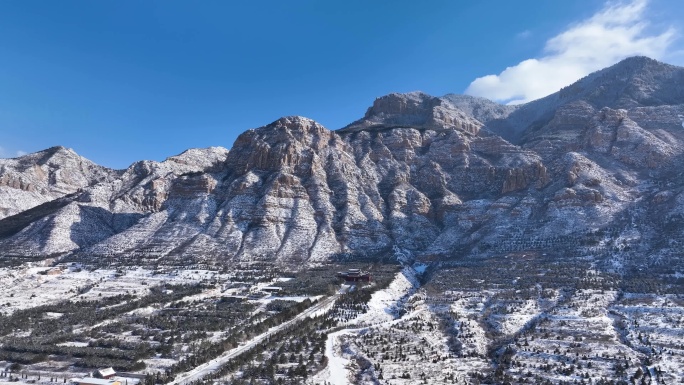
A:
[[0, 264, 310, 316], [313, 329, 357, 385], [314, 267, 422, 384], [0, 262, 326, 384], [1, 259, 683, 384], [350, 266, 420, 326], [312, 266, 684, 384], [0, 265, 220, 315]]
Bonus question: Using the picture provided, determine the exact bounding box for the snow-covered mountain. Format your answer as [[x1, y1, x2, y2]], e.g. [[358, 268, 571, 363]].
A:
[[1, 56, 684, 269], [0, 146, 118, 220]]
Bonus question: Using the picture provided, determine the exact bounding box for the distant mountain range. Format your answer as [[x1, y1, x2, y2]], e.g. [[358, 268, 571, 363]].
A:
[[2, 56, 684, 270]]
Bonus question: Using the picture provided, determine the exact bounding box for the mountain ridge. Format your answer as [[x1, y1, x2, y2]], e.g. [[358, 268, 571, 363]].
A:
[[1, 56, 683, 269]]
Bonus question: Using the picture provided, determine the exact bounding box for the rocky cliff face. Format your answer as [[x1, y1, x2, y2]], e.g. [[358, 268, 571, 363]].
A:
[[344, 92, 484, 135], [1, 57, 683, 269], [0, 146, 118, 220]]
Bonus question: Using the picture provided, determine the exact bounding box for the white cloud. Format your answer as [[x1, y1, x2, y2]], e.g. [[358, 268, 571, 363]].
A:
[[516, 30, 532, 39], [465, 0, 676, 104], [16, 150, 27, 157]]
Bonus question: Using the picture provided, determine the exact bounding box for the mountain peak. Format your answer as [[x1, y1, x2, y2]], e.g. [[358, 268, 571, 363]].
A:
[[342, 91, 483, 135], [9, 146, 87, 167], [19, 145, 75, 159], [592, 56, 680, 85], [266, 116, 324, 132], [164, 146, 229, 171], [46, 145, 70, 153], [482, 56, 684, 143], [554, 55, 684, 108], [365, 91, 434, 118], [613, 55, 667, 68]]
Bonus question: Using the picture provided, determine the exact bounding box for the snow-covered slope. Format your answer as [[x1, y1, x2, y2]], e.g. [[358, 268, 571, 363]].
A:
[[0, 146, 228, 256]]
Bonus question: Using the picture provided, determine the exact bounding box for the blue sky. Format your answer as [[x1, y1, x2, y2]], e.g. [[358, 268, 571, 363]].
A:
[[0, 0, 682, 168]]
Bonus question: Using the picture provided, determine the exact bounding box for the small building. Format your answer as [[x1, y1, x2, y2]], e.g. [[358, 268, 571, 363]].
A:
[[97, 368, 116, 379], [337, 269, 372, 282], [262, 286, 283, 294], [74, 378, 121, 385]]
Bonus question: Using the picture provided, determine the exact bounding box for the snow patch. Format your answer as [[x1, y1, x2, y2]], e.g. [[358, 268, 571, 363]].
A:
[[351, 266, 420, 325]]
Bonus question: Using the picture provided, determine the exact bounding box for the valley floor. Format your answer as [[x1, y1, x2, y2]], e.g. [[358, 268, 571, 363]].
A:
[[0, 258, 682, 385]]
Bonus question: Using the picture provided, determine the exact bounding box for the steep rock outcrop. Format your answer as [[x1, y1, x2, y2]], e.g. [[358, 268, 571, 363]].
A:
[[344, 92, 483, 135]]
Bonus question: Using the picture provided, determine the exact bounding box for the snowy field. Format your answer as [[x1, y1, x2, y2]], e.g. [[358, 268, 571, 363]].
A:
[[314, 266, 423, 384], [311, 266, 684, 384], [1, 259, 683, 385], [0, 264, 220, 315], [0, 262, 325, 384]]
